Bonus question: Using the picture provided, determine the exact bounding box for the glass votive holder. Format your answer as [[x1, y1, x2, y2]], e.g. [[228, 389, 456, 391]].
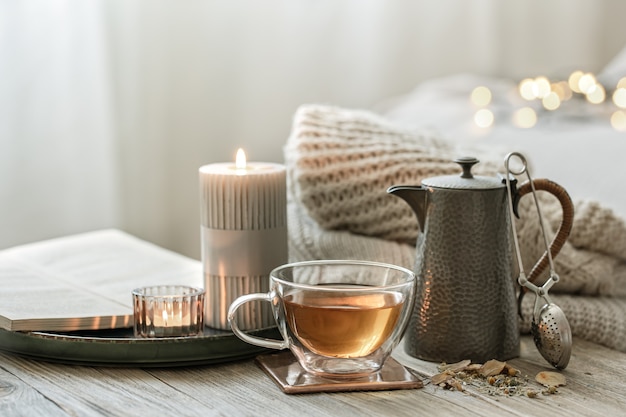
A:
[[132, 285, 205, 338]]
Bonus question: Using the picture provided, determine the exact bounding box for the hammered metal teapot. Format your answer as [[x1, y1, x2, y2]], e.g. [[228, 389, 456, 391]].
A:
[[388, 156, 573, 363]]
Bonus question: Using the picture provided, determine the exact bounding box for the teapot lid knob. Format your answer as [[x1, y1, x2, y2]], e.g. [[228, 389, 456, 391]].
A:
[[422, 156, 502, 189], [454, 157, 479, 179]]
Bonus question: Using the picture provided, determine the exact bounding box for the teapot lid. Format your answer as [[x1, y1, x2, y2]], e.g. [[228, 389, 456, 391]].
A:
[[422, 157, 503, 190]]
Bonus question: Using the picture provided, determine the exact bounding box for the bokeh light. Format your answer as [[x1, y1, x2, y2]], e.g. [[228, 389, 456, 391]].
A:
[[613, 88, 626, 109], [474, 109, 494, 128], [586, 83, 605, 104], [519, 78, 536, 100], [542, 92, 561, 110], [551, 81, 572, 101], [486, 71, 626, 130], [519, 77, 551, 100], [471, 86, 492, 107], [578, 73, 597, 95], [534, 77, 551, 99], [611, 111, 626, 132], [568, 70, 584, 93], [512, 107, 537, 128]]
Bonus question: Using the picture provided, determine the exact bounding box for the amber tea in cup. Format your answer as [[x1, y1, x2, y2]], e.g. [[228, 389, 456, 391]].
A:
[[228, 260, 415, 377], [284, 291, 404, 358]]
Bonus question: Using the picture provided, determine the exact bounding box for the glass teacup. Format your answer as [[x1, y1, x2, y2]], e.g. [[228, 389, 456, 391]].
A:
[[228, 260, 415, 378]]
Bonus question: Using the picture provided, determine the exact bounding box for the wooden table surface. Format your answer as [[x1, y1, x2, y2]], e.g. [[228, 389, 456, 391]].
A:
[[0, 335, 624, 417]]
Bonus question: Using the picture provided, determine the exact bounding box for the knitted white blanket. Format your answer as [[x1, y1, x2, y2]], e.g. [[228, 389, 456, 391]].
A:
[[285, 104, 626, 352]]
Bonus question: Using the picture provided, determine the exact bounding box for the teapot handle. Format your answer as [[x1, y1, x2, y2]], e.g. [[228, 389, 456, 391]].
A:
[[515, 178, 575, 285]]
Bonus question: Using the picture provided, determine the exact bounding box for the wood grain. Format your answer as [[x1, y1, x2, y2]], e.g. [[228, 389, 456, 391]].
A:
[[0, 336, 624, 416]]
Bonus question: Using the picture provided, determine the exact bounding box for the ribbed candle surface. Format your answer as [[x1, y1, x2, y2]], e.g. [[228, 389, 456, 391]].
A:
[[199, 162, 287, 230]]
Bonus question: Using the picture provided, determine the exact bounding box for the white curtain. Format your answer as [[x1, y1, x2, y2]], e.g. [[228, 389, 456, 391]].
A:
[[0, 1, 119, 249], [2, 0, 626, 258]]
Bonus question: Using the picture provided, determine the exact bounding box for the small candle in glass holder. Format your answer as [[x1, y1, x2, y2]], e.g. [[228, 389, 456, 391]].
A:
[[132, 285, 205, 338]]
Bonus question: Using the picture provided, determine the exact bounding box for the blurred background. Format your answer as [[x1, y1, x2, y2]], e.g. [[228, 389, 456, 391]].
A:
[[2, 0, 626, 259]]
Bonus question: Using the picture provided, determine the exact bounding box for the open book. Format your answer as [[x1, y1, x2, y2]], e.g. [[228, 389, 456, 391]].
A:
[[0, 229, 203, 332]]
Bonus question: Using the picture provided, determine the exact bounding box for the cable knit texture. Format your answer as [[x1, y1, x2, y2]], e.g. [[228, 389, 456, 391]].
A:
[[286, 104, 626, 352]]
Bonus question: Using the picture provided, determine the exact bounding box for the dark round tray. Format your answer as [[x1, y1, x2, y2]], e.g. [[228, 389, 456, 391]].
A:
[[0, 326, 280, 367]]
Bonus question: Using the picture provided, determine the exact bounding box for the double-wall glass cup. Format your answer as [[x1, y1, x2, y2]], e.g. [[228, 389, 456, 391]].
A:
[[228, 260, 415, 378]]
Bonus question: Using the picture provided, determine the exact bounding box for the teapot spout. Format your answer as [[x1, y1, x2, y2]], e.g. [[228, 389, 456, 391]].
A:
[[387, 185, 427, 231]]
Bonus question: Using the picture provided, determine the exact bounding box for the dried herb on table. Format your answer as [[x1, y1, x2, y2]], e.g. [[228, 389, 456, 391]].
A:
[[430, 359, 566, 398]]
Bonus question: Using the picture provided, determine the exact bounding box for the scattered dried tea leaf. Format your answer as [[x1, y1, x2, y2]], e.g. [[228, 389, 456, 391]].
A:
[[504, 363, 520, 377], [526, 389, 540, 398], [430, 372, 465, 392], [448, 379, 464, 392], [544, 385, 559, 395], [432, 359, 550, 398], [431, 371, 454, 385], [439, 359, 471, 373], [479, 359, 507, 377], [465, 363, 482, 372], [535, 371, 566, 388]]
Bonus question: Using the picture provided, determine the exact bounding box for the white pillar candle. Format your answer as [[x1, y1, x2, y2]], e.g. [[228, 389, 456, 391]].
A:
[[199, 149, 288, 330]]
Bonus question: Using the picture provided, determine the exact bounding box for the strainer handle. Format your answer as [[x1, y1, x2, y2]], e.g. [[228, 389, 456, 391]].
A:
[[515, 178, 575, 284]]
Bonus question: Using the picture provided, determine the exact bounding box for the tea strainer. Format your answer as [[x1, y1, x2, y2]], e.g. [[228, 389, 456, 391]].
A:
[[504, 152, 573, 369]]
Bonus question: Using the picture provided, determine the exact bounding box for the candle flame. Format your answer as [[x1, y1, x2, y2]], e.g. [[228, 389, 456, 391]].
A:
[[235, 148, 247, 169]]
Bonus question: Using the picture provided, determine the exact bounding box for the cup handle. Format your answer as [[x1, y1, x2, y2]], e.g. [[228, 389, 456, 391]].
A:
[[227, 292, 289, 350], [514, 178, 575, 284]]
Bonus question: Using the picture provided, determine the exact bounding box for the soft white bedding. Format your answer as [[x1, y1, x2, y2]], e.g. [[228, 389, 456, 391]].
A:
[[378, 73, 626, 220]]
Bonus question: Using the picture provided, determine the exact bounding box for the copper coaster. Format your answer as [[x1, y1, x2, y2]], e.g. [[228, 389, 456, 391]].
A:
[[255, 351, 423, 394]]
